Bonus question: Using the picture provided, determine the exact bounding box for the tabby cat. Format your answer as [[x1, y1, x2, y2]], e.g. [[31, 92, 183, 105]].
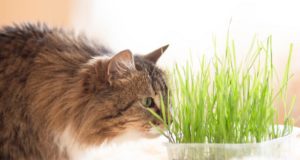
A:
[[0, 24, 169, 160]]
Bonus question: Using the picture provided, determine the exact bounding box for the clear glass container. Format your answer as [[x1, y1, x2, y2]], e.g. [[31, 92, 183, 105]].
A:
[[165, 127, 300, 160]]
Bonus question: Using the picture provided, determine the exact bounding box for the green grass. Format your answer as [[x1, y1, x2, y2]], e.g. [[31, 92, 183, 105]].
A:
[[150, 35, 295, 144]]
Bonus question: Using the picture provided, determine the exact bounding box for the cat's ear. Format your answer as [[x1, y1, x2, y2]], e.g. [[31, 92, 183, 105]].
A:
[[143, 44, 169, 63], [106, 50, 136, 84]]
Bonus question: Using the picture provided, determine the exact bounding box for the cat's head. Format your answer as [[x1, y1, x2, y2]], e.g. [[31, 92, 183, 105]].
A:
[[76, 45, 170, 145]]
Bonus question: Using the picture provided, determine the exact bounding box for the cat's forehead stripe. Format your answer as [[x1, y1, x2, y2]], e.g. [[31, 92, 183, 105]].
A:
[[149, 67, 166, 95]]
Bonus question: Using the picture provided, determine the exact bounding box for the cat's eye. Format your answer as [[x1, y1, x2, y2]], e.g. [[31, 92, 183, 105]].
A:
[[142, 97, 155, 108]]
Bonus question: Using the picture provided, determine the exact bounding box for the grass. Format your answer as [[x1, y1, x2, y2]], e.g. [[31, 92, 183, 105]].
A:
[[149, 35, 295, 144]]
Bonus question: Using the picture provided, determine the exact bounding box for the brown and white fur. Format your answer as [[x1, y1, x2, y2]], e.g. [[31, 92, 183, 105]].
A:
[[0, 24, 169, 160]]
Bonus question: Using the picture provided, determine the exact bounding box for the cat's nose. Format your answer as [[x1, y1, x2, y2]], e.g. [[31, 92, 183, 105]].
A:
[[152, 119, 161, 126]]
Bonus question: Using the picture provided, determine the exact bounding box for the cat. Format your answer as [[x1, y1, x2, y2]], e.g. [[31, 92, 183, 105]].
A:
[[0, 23, 169, 160]]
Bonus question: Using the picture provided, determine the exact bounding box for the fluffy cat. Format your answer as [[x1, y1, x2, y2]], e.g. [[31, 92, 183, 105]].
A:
[[0, 24, 169, 160]]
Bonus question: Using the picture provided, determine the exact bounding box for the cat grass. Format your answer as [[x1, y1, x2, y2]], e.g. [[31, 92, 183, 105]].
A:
[[149, 35, 295, 144]]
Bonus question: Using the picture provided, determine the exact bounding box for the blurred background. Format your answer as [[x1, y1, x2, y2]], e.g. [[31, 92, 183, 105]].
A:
[[1, 0, 300, 126]]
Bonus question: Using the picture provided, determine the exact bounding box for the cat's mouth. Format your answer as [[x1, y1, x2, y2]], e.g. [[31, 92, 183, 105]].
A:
[[142, 123, 164, 138]]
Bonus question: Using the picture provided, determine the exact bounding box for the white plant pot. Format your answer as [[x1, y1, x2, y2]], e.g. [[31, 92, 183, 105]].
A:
[[165, 127, 300, 160]]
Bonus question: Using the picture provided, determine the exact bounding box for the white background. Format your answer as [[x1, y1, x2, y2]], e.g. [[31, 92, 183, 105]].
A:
[[71, 0, 300, 125]]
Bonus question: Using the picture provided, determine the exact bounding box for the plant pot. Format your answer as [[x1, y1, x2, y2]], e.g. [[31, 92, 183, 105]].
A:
[[165, 127, 300, 160]]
